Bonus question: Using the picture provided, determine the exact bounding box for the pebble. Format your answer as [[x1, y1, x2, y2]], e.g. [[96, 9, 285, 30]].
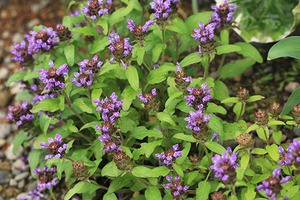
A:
[[9, 179, 17, 187], [0, 123, 11, 139], [14, 171, 29, 181], [16, 193, 28, 200], [5, 144, 22, 160], [3, 56, 11, 64], [18, 179, 25, 188], [12, 33, 23, 43], [12, 168, 21, 176], [285, 82, 300, 93], [27, 18, 40, 29], [2, 30, 9, 39], [10, 83, 24, 95], [0, 161, 11, 171], [0, 139, 6, 148], [0, 170, 9, 184], [5, 187, 15, 197], [0, 90, 10, 108], [0, 67, 9, 81], [12, 159, 25, 170]]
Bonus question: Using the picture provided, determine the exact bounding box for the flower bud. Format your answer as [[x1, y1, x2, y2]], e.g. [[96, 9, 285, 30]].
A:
[[236, 87, 249, 102], [235, 132, 254, 149], [113, 151, 133, 172], [210, 191, 227, 200], [268, 101, 281, 119], [72, 161, 90, 181], [56, 24, 72, 42], [292, 103, 300, 124], [254, 109, 269, 127]]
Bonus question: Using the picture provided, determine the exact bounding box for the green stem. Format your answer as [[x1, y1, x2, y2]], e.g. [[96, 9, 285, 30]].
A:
[[263, 127, 270, 146], [155, 115, 170, 149], [202, 144, 212, 165], [214, 54, 226, 79], [230, 186, 236, 197], [49, 188, 56, 200], [64, 91, 87, 125], [174, 34, 179, 64], [203, 56, 210, 81], [75, 131, 93, 143], [236, 102, 245, 122], [64, 156, 75, 163], [85, 88, 91, 101], [144, 51, 152, 71], [161, 28, 166, 64], [89, 181, 108, 190], [249, 150, 257, 173], [191, 0, 198, 14]]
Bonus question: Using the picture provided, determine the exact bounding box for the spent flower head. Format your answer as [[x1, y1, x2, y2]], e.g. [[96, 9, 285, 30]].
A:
[[56, 24, 72, 42], [40, 134, 68, 159]]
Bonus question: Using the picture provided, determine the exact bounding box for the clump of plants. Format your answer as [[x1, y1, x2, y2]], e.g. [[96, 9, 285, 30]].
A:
[[7, 0, 300, 199]]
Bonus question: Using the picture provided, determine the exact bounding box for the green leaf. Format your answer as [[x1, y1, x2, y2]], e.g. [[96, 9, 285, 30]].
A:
[[97, 19, 108, 35], [266, 144, 279, 161], [196, 181, 211, 200], [180, 52, 202, 68], [39, 112, 51, 134], [273, 131, 282, 145], [108, 174, 133, 193], [125, 66, 139, 91], [132, 166, 170, 178], [208, 114, 224, 139], [102, 161, 122, 177], [216, 45, 241, 55], [72, 27, 99, 36], [233, 102, 245, 119], [64, 44, 75, 66], [205, 141, 227, 155], [131, 127, 163, 140], [247, 95, 264, 102], [103, 193, 118, 200], [268, 36, 300, 60], [89, 36, 110, 54], [62, 16, 72, 29], [281, 88, 300, 116], [173, 133, 196, 142], [73, 98, 93, 114], [12, 131, 27, 154], [145, 187, 162, 200], [213, 80, 229, 101], [220, 58, 256, 79], [245, 185, 256, 200], [221, 97, 239, 104], [133, 45, 145, 66], [121, 86, 140, 111], [6, 71, 27, 86], [64, 182, 84, 200], [31, 98, 60, 113], [176, 143, 191, 164], [237, 153, 249, 180], [152, 44, 167, 63], [172, 163, 183, 177], [29, 149, 41, 176], [207, 103, 227, 115], [251, 148, 267, 155], [268, 120, 285, 126], [220, 29, 229, 45], [140, 140, 162, 158], [157, 112, 176, 126], [80, 121, 99, 131], [109, 0, 134, 26], [185, 11, 214, 31], [147, 63, 175, 85], [24, 70, 40, 81], [235, 42, 263, 63]]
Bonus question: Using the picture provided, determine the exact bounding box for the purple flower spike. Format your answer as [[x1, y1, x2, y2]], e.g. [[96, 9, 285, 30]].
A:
[[287, 139, 300, 163], [278, 146, 294, 166], [78, 55, 103, 75], [185, 83, 212, 109], [70, 71, 93, 88], [33, 166, 59, 190], [155, 144, 182, 166], [81, 0, 112, 20], [257, 167, 290, 199], [11, 40, 34, 66], [25, 26, 58, 53], [150, 0, 177, 25], [38, 60, 68, 92], [209, 1, 236, 29], [127, 18, 156, 42], [210, 147, 238, 186], [184, 105, 211, 133], [40, 134, 68, 160], [163, 174, 188, 199], [98, 134, 122, 155], [6, 101, 34, 129]]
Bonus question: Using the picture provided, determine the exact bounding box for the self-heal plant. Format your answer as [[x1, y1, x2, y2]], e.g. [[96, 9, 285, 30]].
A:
[[210, 0, 236, 29], [11, 40, 34, 67], [137, 88, 160, 113], [33, 166, 59, 190], [127, 19, 156, 43], [174, 62, 193, 93], [6, 101, 34, 129], [98, 133, 123, 156], [185, 82, 212, 109], [81, 0, 113, 20], [40, 134, 68, 159], [163, 174, 189, 200], [70, 71, 93, 88], [155, 144, 182, 166], [78, 55, 103, 75]]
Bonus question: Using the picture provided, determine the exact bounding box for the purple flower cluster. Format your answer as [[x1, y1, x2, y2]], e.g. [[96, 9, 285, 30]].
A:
[[40, 134, 68, 159], [108, 32, 134, 70], [191, 22, 216, 58], [38, 60, 68, 92], [25, 27, 58, 53], [137, 88, 160, 113], [69, 10, 85, 27], [17, 189, 44, 200], [278, 146, 294, 166], [137, 88, 157, 104], [70, 71, 93, 88], [82, 0, 113, 20], [33, 166, 59, 190], [94, 92, 123, 123], [98, 133, 123, 154], [6, 102, 34, 128], [185, 82, 212, 109], [210, 1, 236, 29], [11, 40, 34, 66], [127, 19, 156, 33], [185, 104, 211, 132], [175, 62, 193, 83], [78, 55, 103, 75], [150, 0, 179, 25], [257, 167, 290, 200], [163, 174, 189, 199], [210, 147, 238, 184], [155, 144, 182, 165]]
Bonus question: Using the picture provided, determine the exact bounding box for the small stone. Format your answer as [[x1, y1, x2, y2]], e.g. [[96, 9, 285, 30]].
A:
[[233, 74, 242, 82], [5, 187, 15, 197], [0, 139, 5, 148], [9, 179, 17, 186], [16, 193, 29, 200], [0, 161, 11, 171], [2, 30, 9, 39], [14, 171, 29, 181], [285, 82, 300, 93], [12, 168, 21, 176], [12, 33, 23, 43], [5, 144, 22, 160], [0, 90, 10, 107], [0, 170, 9, 184], [0, 123, 11, 139], [10, 83, 24, 95], [18, 179, 25, 189], [263, 67, 272, 73], [12, 159, 25, 170], [0, 67, 9, 81], [27, 18, 41, 29], [3, 56, 11, 64]]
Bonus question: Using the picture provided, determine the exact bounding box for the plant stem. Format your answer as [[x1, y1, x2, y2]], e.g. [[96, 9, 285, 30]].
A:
[[174, 34, 179, 64], [202, 144, 212, 165], [263, 127, 270, 146], [155, 115, 170, 149], [203, 56, 210, 81], [191, 0, 198, 14], [161, 28, 166, 63], [64, 156, 75, 163], [214, 54, 226, 79], [64, 91, 87, 125], [49, 188, 56, 200], [236, 102, 245, 122], [76, 131, 93, 143], [144, 51, 152, 70], [230, 186, 236, 197], [249, 150, 257, 173]]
